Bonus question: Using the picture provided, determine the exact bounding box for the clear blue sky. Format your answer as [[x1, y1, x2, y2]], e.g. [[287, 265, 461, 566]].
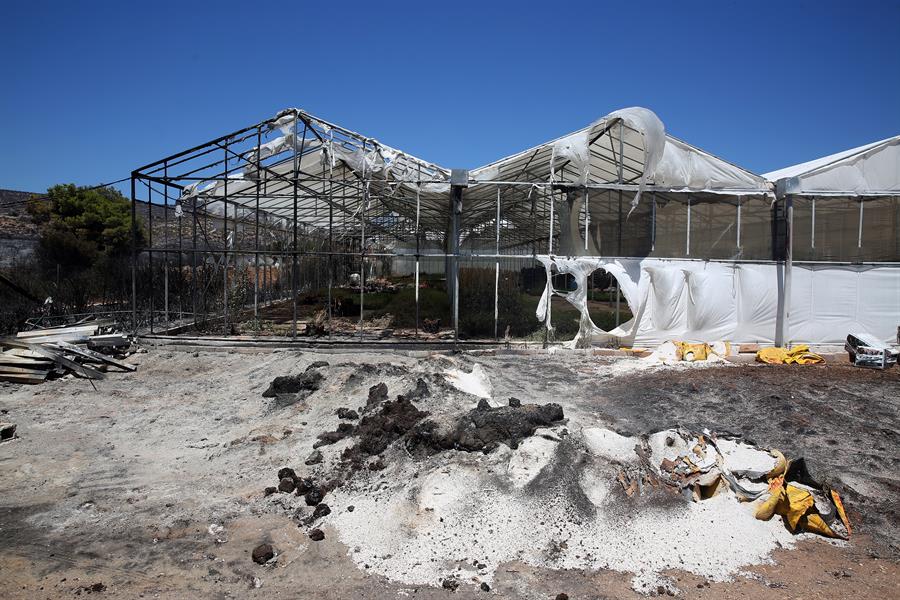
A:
[[2, 0, 898, 194]]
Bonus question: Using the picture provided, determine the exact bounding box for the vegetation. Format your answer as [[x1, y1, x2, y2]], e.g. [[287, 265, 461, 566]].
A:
[[0, 184, 146, 333]]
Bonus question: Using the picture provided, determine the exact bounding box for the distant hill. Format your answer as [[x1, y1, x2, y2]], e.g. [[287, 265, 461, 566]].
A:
[[0, 188, 44, 267]]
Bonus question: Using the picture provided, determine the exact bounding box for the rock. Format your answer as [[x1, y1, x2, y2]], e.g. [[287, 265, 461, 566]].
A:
[[555, 594, 569, 600], [308, 528, 325, 541], [476, 399, 492, 411], [411, 401, 564, 454], [263, 486, 277, 497], [304, 487, 325, 506], [251, 543, 274, 564], [442, 577, 459, 591], [480, 582, 490, 592], [277, 467, 297, 481], [368, 459, 386, 471], [336, 407, 359, 420], [262, 370, 324, 399], [306, 361, 329, 371], [305, 450, 323, 465], [367, 382, 388, 405], [422, 318, 441, 333], [0, 422, 16, 441], [312, 503, 331, 520], [508, 397, 521, 407], [294, 477, 313, 496], [314, 422, 356, 448], [406, 378, 431, 400], [278, 477, 296, 493], [347, 505, 355, 512], [340, 396, 428, 462]]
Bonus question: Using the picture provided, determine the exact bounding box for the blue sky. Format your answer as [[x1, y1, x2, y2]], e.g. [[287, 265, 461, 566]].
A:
[[2, 0, 898, 194]]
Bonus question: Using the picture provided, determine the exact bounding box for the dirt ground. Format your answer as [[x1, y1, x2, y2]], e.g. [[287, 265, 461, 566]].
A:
[[0, 347, 898, 599]]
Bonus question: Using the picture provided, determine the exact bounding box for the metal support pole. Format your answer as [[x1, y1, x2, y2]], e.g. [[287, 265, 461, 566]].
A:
[[130, 174, 137, 334], [494, 186, 500, 341], [222, 144, 229, 335], [148, 180, 154, 333], [254, 127, 261, 322], [415, 166, 421, 338], [191, 195, 198, 328], [449, 178, 464, 347], [291, 116, 300, 339], [163, 163, 169, 331]]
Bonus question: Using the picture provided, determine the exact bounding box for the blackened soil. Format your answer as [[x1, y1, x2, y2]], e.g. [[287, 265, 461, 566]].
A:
[[597, 364, 900, 553], [340, 396, 429, 465]]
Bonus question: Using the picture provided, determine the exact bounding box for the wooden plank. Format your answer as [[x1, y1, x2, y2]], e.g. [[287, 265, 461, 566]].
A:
[[0, 365, 51, 375], [17, 324, 98, 339], [0, 339, 105, 380], [52, 342, 136, 372], [0, 372, 47, 384], [88, 334, 128, 348], [0, 355, 53, 366]]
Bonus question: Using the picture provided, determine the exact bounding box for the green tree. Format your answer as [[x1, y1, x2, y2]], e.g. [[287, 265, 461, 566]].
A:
[[29, 184, 143, 269]]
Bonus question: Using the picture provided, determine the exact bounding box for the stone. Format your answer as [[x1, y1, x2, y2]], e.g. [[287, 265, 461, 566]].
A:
[[367, 382, 388, 405], [262, 370, 324, 398], [251, 543, 274, 564], [336, 407, 359, 420], [312, 503, 331, 520], [305, 450, 323, 465], [508, 397, 521, 407], [277, 467, 297, 481], [263, 486, 277, 497], [0, 422, 16, 441], [304, 487, 324, 506], [555, 594, 569, 600], [442, 577, 459, 591], [277, 477, 296, 493], [347, 505, 355, 512], [480, 582, 491, 592], [308, 528, 325, 541]]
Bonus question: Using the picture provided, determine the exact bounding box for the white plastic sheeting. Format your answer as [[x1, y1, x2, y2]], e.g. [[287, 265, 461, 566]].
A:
[[765, 135, 900, 195], [536, 256, 899, 346]]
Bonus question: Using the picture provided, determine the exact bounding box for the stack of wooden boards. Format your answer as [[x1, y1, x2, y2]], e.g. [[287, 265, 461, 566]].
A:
[[0, 321, 135, 384]]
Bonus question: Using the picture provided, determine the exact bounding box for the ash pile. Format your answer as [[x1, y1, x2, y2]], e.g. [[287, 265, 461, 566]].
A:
[[252, 357, 853, 596]]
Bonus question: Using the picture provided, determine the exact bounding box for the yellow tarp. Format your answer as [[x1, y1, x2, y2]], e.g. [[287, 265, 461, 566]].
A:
[[756, 344, 825, 365]]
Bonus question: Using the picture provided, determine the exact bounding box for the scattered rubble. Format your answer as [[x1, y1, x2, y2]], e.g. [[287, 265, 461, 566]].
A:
[[0, 319, 135, 384], [262, 368, 325, 408]]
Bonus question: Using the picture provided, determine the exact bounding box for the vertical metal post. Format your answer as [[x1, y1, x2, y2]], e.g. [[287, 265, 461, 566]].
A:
[[163, 162, 169, 331], [494, 186, 500, 341], [148, 181, 154, 333], [858, 198, 864, 249], [130, 174, 137, 335], [191, 195, 198, 328], [291, 116, 300, 339], [415, 165, 421, 338], [784, 195, 793, 345], [686, 197, 692, 257], [327, 146, 334, 339], [254, 127, 261, 321], [736, 197, 742, 251], [617, 120, 624, 257], [359, 159, 367, 341], [449, 177, 464, 347], [583, 188, 589, 252], [223, 144, 229, 335]]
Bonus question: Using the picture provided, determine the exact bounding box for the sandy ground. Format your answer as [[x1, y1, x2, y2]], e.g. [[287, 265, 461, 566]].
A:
[[0, 347, 898, 599]]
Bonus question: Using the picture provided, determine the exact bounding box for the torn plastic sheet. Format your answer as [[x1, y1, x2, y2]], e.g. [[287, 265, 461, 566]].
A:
[[534, 256, 898, 346], [535, 256, 640, 349]]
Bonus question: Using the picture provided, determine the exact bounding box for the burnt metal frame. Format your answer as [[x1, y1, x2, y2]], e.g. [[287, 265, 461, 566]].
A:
[[130, 108, 778, 345]]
